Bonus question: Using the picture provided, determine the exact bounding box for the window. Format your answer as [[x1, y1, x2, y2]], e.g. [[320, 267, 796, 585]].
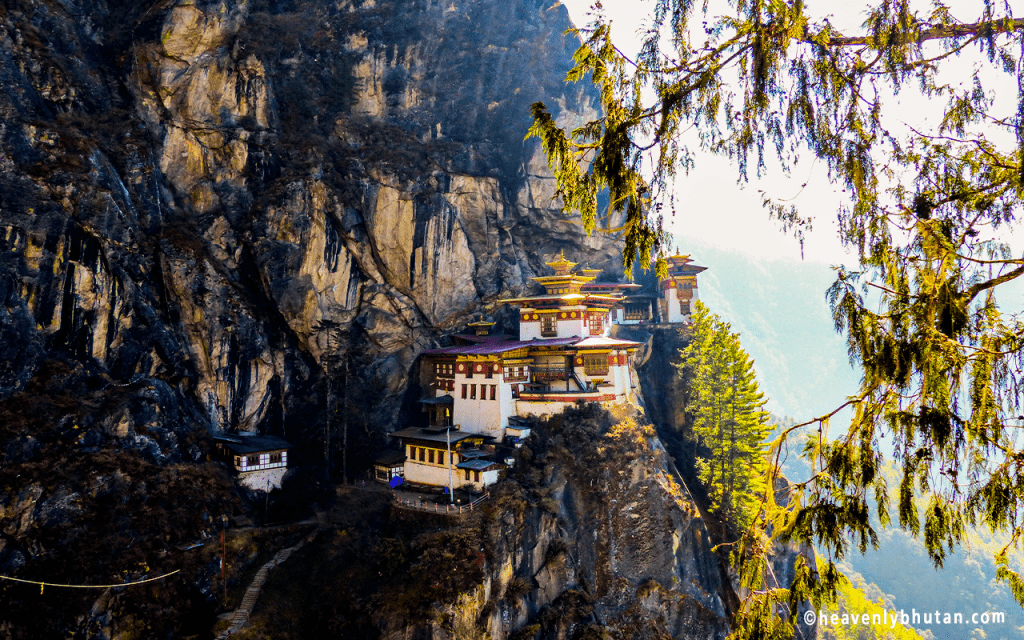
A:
[[474, 470, 481, 482], [270, 452, 283, 464], [470, 384, 477, 400], [246, 455, 259, 466], [438, 451, 445, 466], [540, 314, 557, 336], [485, 363, 493, 378], [504, 366, 527, 382], [589, 315, 603, 335], [419, 448, 425, 462], [409, 446, 416, 460], [428, 449, 434, 464], [490, 385, 496, 400], [461, 384, 467, 399], [465, 363, 473, 379], [584, 355, 609, 376]]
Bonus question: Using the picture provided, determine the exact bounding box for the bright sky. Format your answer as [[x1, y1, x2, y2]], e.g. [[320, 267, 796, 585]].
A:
[[559, 0, 1024, 265]]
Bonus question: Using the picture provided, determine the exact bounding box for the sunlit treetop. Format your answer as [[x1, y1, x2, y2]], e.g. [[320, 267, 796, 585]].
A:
[[527, 1, 1024, 637]]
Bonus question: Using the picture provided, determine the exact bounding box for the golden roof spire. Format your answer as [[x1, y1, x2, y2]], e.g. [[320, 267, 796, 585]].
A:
[[546, 250, 577, 276]]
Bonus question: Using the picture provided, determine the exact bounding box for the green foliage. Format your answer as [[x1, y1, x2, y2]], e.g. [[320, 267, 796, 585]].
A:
[[818, 570, 926, 640], [531, 1, 1024, 636], [679, 301, 772, 530]]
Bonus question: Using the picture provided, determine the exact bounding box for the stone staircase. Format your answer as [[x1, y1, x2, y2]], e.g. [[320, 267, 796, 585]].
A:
[[216, 531, 317, 638]]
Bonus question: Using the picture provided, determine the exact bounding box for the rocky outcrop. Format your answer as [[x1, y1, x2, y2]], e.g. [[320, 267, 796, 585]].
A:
[[0, 0, 624, 448], [0, 0, 629, 636], [0, 1, 816, 639], [476, 408, 732, 640]]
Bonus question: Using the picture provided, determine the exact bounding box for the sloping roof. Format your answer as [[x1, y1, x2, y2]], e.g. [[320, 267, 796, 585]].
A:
[[422, 337, 578, 356], [450, 333, 515, 344], [456, 448, 490, 459], [581, 282, 642, 290], [572, 336, 642, 349], [419, 395, 454, 405], [214, 434, 291, 455], [374, 450, 407, 466], [498, 293, 623, 305], [457, 459, 505, 471], [389, 427, 493, 444]]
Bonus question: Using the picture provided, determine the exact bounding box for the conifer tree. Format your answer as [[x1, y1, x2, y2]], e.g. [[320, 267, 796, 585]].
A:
[[680, 301, 772, 530], [528, 2, 1024, 635]]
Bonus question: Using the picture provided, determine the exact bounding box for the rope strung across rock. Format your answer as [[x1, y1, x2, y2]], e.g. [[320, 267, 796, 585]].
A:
[[0, 569, 180, 594]]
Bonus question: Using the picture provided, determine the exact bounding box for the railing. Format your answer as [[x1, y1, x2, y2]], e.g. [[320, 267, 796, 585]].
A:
[[518, 390, 618, 402], [531, 363, 568, 380], [394, 493, 490, 516]]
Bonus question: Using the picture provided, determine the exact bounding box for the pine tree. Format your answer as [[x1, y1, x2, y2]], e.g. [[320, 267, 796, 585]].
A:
[[528, 3, 1024, 634], [680, 302, 772, 530]]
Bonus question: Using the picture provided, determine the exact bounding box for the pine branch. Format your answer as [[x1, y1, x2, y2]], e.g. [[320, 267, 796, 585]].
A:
[[827, 18, 1024, 47]]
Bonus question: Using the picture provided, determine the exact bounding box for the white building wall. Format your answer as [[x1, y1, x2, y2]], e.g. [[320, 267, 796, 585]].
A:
[[457, 468, 501, 491], [452, 371, 508, 438], [664, 287, 685, 323], [516, 399, 564, 419], [239, 467, 288, 491], [405, 460, 461, 488], [519, 319, 541, 341], [498, 380, 515, 438], [237, 451, 287, 473], [555, 314, 587, 338], [612, 359, 630, 395], [517, 396, 628, 419]]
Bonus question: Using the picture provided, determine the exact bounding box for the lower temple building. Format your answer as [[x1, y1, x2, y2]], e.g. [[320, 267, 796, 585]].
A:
[[214, 433, 291, 491]]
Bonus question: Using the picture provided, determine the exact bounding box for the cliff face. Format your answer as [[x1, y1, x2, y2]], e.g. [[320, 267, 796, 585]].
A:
[[0, 0, 622, 445], [0, 0, 625, 634], [477, 408, 731, 640], [0, 2, 813, 639], [238, 406, 734, 640]]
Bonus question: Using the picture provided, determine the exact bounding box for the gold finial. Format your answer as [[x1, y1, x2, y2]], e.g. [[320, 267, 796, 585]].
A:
[[546, 251, 578, 275]]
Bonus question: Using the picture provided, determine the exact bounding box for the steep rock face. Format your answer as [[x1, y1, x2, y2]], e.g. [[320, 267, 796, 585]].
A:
[[476, 411, 732, 640], [0, 0, 622, 442], [0, 0, 628, 635], [241, 407, 736, 640], [404, 408, 735, 640]]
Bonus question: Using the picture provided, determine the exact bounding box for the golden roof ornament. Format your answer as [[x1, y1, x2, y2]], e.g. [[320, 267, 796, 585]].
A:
[[545, 250, 577, 276]]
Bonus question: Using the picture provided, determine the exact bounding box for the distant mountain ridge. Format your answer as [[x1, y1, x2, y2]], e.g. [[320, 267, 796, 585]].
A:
[[671, 240, 859, 421]]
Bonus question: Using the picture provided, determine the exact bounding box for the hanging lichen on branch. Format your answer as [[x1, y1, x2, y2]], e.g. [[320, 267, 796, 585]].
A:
[[528, 0, 1024, 637]]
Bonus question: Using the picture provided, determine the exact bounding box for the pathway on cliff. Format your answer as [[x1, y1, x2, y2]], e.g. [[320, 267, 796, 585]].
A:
[[215, 531, 318, 639]]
